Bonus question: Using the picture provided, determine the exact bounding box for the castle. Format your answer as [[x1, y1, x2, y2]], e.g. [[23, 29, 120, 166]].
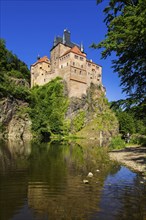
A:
[[31, 29, 105, 98]]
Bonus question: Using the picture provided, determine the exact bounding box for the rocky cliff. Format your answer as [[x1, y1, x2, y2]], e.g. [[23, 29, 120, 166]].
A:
[[0, 97, 32, 142], [66, 83, 119, 143]]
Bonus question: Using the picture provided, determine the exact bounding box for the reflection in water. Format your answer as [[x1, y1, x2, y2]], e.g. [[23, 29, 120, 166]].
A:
[[0, 141, 146, 220]]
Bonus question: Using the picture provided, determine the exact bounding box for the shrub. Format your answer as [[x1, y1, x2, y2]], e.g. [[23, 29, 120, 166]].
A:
[[109, 136, 125, 150], [130, 134, 146, 146]]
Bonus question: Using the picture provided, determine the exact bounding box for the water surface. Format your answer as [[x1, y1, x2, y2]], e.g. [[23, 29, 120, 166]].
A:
[[0, 141, 146, 220]]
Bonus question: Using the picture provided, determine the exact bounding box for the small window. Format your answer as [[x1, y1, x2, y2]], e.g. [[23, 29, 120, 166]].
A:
[[40, 67, 42, 69], [80, 57, 83, 61], [79, 71, 82, 75], [73, 62, 75, 66], [81, 65, 83, 68], [67, 62, 68, 66], [61, 65, 63, 68], [74, 55, 78, 59], [74, 69, 76, 73]]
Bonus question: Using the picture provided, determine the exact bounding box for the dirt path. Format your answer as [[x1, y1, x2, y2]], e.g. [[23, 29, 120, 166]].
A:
[[109, 145, 146, 176]]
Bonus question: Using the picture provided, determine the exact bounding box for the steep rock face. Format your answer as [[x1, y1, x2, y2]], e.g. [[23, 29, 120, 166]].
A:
[[0, 98, 32, 141], [66, 83, 119, 141], [8, 114, 32, 141]]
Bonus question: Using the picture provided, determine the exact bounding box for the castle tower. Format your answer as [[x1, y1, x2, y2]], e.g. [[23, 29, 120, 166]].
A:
[[30, 30, 105, 97], [31, 56, 51, 88]]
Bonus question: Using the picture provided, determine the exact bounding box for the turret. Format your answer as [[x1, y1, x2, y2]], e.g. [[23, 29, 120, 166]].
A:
[[80, 42, 84, 52], [63, 29, 71, 44]]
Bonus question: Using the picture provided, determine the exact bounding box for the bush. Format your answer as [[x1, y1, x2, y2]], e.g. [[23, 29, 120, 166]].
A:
[[130, 134, 146, 146], [109, 136, 125, 150]]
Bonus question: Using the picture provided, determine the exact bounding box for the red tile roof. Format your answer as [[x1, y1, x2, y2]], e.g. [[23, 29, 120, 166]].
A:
[[61, 46, 86, 57], [32, 56, 50, 66]]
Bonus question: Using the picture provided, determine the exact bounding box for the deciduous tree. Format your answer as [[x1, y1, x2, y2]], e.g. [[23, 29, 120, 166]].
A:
[[92, 0, 146, 102]]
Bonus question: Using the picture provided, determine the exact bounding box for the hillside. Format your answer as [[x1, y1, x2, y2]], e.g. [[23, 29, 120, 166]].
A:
[[0, 39, 119, 143], [0, 39, 32, 141]]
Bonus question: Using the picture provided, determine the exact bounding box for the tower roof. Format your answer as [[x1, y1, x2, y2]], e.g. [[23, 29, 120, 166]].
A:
[[31, 56, 50, 66], [61, 45, 86, 58], [50, 29, 80, 51]]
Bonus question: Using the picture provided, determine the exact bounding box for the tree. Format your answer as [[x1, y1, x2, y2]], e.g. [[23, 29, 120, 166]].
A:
[[92, 0, 146, 102], [117, 111, 135, 134]]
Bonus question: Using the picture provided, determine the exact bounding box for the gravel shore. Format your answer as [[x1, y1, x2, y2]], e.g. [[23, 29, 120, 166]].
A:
[[109, 145, 146, 175]]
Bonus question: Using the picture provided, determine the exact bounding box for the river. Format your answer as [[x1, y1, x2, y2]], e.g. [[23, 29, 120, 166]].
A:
[[0, 140, 146, 220]]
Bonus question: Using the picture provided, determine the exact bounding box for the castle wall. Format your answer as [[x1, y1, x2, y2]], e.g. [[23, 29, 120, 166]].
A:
[[69, 80, 87, 98], [31, 62, 51, 87], [51, 44, 70, 71], [86, 61, 102, 86]]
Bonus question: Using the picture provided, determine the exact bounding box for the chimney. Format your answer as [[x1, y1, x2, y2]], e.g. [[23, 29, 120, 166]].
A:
[[63, 29, 71, 44]]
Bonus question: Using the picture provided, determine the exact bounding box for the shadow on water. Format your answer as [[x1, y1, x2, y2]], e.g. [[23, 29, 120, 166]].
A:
[[0, 140, 146, 220]]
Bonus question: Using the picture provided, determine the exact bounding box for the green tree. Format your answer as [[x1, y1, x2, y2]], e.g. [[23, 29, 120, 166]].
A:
[[92, 0, 146, 102], [30, 77, 69, 138], [117, 111, 135, 134], [0, 39, 30, 80]]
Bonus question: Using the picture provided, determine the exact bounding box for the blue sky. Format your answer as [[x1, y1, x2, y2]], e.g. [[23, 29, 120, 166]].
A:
[[1, 0, 126, 101]]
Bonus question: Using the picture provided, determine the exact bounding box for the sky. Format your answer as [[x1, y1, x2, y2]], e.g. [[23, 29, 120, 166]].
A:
[[0, 0, 127, 101]]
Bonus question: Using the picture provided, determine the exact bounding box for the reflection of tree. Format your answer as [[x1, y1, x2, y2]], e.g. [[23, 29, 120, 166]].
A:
[[0, 171, 28, 220], [1, 140, 134, 220], [0, 140, 30, 220], [27, 141, 120, 219]]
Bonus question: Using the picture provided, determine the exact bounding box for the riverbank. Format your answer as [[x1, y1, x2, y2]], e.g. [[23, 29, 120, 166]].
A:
[[109, 145, 146, 176]]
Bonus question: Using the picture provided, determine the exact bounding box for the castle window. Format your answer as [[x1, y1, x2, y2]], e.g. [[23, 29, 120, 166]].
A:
[[40, 67, 42, 69], [74, 69, 76, 73], [67, 62, 68, 66], [74, 55, 78, 59], [79, 71, 82, 75], [96, 66, 99, 69], [61, 65, 63, 68], [73, 62, 75, 66], [80, 57, 83, 61], [42, 74, 43, 75], [88, 63, 91, 67], [81, 65, 83, 68]]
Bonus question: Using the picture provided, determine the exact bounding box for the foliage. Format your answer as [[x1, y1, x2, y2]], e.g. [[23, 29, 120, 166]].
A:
[[0, 39, 30, 101], [117, 111, 135, 134], [92, 0, 146, 102], [0, 39, 30, 80], [109, 136, 125, 150], [110, 99, 146, 135], [30, 77, 69, 138], [72, 111, 86, 132], [130, 134, 146, 146]]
